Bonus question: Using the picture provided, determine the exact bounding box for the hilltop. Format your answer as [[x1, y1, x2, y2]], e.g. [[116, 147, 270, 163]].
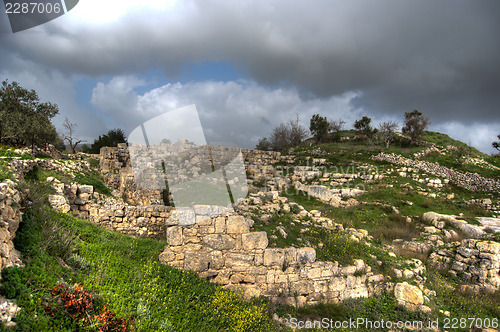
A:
[[0, 129, 498, 331]]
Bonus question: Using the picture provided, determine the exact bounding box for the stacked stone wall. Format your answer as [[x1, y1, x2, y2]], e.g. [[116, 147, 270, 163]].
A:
[[372, 152, 500, 192], [158, 207, 385, 306], [0, 181, 22, 328], [0, 181, 23, 272], [49, 180, 386, 306], [429, 239, 500, 291]]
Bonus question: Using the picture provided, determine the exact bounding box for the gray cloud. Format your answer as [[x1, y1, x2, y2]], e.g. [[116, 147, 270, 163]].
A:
[[90, 77, 362, 148], [0, 51, 108, 141], [1, 0, 499, 152]]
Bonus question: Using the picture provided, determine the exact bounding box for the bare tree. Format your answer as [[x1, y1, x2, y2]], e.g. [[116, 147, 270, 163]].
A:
[[378, 121, 399, 148], [268, 115, 307, 151], [329, 118, 346, 141], [63, 117, 85, 153], [288, 114, 307, 147]]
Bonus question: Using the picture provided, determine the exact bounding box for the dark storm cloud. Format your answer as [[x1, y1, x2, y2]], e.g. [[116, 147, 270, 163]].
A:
[[2, 0, 499, 124], [1, 0, 499, 152]]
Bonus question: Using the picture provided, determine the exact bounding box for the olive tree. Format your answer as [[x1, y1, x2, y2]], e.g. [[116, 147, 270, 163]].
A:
[[0, 80, 60, 151], [402, 110, 429, 144]]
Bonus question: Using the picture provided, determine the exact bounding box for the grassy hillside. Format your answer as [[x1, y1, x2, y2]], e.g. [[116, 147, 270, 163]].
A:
[[1, 178, 281, 331], [0, 130, 499, 331]]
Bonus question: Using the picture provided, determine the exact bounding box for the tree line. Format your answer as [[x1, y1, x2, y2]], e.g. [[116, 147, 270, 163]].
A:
[[2, 79, 499, 155], [256, 110, 432, 151]]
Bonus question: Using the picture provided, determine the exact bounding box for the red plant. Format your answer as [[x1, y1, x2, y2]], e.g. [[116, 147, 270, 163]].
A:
[[47, 283, 132, 332]]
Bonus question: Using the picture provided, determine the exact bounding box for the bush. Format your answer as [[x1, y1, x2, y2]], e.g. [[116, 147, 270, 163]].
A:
[[0, 267, 26, 298], [354, 116, 377, 143], [310, 114, 329, 142], [263, 115, 307, 152], [82, 129, 127, 154], [402, 110, 429, 144]]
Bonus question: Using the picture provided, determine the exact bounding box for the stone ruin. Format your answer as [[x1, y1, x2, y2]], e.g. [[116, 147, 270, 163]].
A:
[[89, 144, 387, 305]]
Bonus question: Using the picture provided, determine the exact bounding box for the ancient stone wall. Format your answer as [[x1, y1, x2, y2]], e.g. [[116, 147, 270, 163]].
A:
[[158, 207, 385, 306], [0, 181, 23, 272], [48, 179, 172, 238], [99, 144, 291, 206], [429, 239, 500, 291], [372, 152, 500, 192], [48, 180, 386, 306]]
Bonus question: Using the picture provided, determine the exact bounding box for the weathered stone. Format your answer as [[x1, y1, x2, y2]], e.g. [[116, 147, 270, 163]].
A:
[[263, 249, 285, 267], [225, 253, 254, 267], [297, 247, 316, 264], [158, 247, 175, 263], [210, 251, 225, 270], [227, 216, 249, 234], [214, 217, 226, 233], [394, 282, 424, 307], [78, 185, 94, 194], [184, 252, 210, 272], [202, 234, 236, 250], [476, 241, 500, 254], [242, 232, 268, 250], [48, 195, 70, 213], [166, 226, 183, 246]]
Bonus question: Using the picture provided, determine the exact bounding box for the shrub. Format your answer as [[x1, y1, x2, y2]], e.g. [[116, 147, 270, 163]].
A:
[[402, 110, 429, 144], [0, 267, 26, 298], [354, 116, 377, 143]]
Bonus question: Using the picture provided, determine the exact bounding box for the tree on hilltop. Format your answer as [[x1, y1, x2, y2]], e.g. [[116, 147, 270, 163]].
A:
[[310, 114, 329, 142], [0, 79, 60, 151], [378, 121, 398, 148], [402, 110, 429, 144], [493, 134, 500, 153], [62, 117, 86, 153], [257, 115, 307, 152], [329, 118, 345, 142], [354, 116, 377, 142], [82, 128, 127, 154]]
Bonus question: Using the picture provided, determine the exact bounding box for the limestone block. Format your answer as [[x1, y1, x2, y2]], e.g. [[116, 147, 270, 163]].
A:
[[263, 249, 285, 267], [284, 247, 297, 266], [297, 247, 316, 264], [307, 268, 322, 279], [0, 228, 9, 242], [78, 185, 94, 194], [210, 251, 225, 270], [114, 209, 124, 217], [184, 252, 210, 272], [225, 253, 254, 267], [159, 247, 175, 263], [227, 215, 249, 234], [457, 247, 479, 258], [202, 234, 236, 250], [242, 232, 268, 250], [214, 217, 226, 233], [184, 236, 201, 244], [48, 195, 70, 213], [394, 282, 424, 307], [476, 241, 500, 254], [166, 226, 183, 246]]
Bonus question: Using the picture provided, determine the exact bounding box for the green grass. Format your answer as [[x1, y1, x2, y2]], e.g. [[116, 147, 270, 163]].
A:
[[74, 169, 112, 196], [426, 270, 500, 332], [24, 164, 113, 197], [275, 291, 430, 332], [3, 180, 282, 331], [282, 189, 422, 243]]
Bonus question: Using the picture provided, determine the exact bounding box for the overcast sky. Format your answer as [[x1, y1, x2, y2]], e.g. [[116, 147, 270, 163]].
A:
[[1, 0, 499, 153]]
